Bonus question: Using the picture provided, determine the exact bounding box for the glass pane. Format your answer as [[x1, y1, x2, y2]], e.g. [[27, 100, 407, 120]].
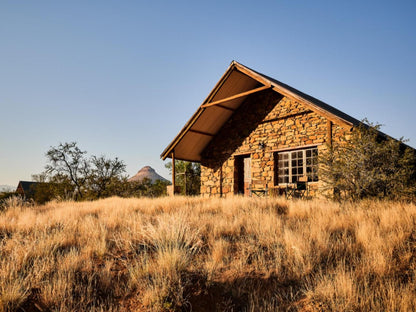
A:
[[306, 150, 311, 157], [292, 160, 297, 166], [298, 151, 303, 158], [279, 177, 289, 184]]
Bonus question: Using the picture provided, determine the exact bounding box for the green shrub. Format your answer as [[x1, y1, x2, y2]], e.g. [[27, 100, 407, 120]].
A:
[[320, 120, 416, 201]]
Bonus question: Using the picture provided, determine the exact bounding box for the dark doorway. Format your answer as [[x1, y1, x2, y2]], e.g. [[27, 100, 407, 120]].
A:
[[235, 155, 251, 195]]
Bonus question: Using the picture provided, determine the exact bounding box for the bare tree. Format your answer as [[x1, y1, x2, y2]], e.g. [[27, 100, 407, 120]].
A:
[[45, 142, 90, 199], [88, 155, 126, 198]]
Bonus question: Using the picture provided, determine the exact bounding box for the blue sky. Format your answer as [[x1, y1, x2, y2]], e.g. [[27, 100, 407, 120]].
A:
[[1, 0, 415, 186]]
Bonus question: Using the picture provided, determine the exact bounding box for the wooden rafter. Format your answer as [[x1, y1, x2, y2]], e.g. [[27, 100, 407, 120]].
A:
[[216, 104, 235, 111], [189, 129, 215, 137], [201, 85, 271, 108]]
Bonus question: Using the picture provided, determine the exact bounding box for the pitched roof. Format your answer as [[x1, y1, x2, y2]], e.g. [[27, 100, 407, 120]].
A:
[[161, 61, 361, 162], [16, 181, 40, 197]]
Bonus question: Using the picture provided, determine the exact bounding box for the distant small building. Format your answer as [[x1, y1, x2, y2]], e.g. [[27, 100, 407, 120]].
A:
[[16, 181, 40, 198]]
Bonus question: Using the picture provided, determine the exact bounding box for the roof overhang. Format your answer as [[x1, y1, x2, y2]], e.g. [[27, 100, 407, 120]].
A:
[[161, 61, 360, 162]]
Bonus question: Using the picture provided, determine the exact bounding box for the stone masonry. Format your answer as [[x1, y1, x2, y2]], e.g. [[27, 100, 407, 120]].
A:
[[200, 89, 348, 197]]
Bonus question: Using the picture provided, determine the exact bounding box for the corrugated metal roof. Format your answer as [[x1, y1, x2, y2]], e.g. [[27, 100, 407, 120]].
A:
[[161, 61, 361, 162]]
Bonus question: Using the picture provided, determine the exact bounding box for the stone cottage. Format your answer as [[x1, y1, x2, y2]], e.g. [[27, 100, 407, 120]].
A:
[[161, 61, 362, 197]]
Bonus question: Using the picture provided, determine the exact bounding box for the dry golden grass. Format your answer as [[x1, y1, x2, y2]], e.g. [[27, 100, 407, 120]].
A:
[[0, 196, 415, 311]]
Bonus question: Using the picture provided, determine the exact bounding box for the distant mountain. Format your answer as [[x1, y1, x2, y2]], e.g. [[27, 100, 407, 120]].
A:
[[0, 185, 14, 193], [128, 166, 169, 184]]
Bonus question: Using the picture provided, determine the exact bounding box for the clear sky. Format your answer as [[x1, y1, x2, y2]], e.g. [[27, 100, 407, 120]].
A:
[[1, 0, 415, 186]]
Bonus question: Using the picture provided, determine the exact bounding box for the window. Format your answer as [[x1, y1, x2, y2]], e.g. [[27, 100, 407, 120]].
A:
[[275, 147, 318, 184]]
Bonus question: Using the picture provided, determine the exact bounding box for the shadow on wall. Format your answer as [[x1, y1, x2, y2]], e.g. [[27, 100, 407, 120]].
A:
[[201, 89, 284, 172]]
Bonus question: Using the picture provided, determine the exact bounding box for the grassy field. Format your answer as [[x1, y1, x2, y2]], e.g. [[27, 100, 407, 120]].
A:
[[0, 196, 415, 311]]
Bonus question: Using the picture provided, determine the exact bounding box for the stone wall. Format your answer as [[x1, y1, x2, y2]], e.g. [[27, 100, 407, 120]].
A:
[[200, 89, 349, 197]]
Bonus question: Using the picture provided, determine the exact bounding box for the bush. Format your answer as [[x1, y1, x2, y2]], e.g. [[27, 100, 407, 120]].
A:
[[320, 120, 416, 201], [121, 178, 170, 198]]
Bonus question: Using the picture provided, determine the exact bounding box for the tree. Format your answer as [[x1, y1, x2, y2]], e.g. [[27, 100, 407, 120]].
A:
[[45, 142, 90, 200], [42, 142, 127, 201], [87, 155, 126, 198], [32, 173, 76, 202], [123, 178, 170, 198], [165, 161, 201, 195], [319, 120, 416, 201]]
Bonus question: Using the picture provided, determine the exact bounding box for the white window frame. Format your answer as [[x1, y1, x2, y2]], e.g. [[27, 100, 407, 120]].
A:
[[276, 147, 318, 184]]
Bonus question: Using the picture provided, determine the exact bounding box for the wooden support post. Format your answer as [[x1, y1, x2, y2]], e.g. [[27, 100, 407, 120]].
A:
[[172, 151, 176, 195], [327, 120, 333, 147]]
